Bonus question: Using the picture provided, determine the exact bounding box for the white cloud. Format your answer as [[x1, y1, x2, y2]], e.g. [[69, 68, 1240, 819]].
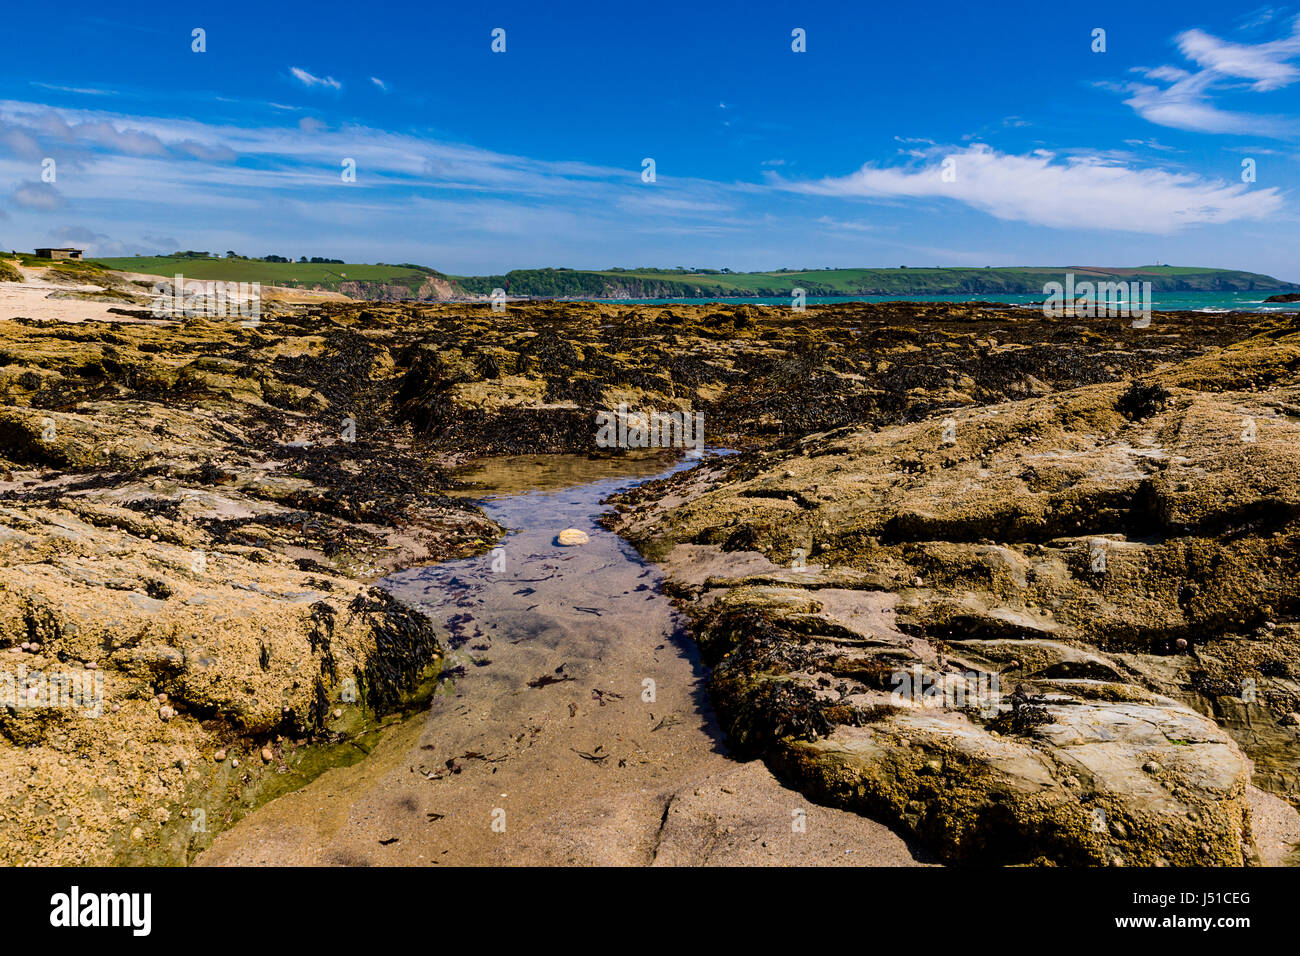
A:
[[0, 100, 746, 245], [1120, 76, 1290, 137], [11, 180, 64, 211], [1123, 138, 1178, 152], [1119, 16, 1300, 135], [0, 106, 242, 165], [45, 225, 164, 257], [172, 140, 237, 162], [0, 98, 1289, 276], [370, 77, 388, 92], [0, 127, 43, 160], [289, 67, 342, 91], [1138, 65, 1192, 83], [780, 145, 1284, 234], [1177, 24, 1300, 90], [30, 82, 117, 97]]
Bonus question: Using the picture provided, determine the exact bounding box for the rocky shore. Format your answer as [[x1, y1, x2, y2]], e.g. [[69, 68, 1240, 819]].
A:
[[1, 266, 1297, 864], [606, 312, 1300, 865]]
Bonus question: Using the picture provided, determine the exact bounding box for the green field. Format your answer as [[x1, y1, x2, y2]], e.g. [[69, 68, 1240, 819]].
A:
[[82, 256, 1297, 300], [90, 256, 445, 292]]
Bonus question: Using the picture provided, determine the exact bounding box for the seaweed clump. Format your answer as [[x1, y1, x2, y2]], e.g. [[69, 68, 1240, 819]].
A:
[[348, 588, 442, 716], [703, 608, 834, 755]]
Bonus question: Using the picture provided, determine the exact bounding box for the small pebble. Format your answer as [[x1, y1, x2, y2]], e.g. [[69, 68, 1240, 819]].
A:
[[261, 747, 274, 763], [214, 749, 227, 762]]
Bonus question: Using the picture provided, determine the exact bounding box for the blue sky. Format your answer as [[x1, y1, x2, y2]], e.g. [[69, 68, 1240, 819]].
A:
[[1, 0, 1298, 279]]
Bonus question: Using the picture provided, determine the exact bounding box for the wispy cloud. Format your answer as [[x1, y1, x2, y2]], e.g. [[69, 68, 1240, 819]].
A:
[[778, 144, 1284, 234], [370, 77, 388, 92], [289, 67, 342, 91], [30, 82, 117, 97], [0, 104, 232, 164], [0, 96, 1290, 273], [1123, 138, 1178, 152], [1177, 24, 1300, 90], [1116, 15, 1300, 136], [1238, 6, 1283, 31], [0, 100, 747, 249], [173, 140, 238, 162]]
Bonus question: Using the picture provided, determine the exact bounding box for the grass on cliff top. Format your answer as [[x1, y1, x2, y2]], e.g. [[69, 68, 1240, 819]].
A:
[[88, 255, 448, 292], [81, 256, 1297, 299], [450, 264, 1298, 298]]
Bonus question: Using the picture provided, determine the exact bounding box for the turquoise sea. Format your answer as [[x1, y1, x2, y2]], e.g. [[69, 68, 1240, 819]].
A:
[[594, 291, 1299, 313]]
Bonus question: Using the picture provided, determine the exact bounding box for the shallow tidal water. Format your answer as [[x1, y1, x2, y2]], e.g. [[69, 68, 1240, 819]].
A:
[[199, 450, 928, 866]]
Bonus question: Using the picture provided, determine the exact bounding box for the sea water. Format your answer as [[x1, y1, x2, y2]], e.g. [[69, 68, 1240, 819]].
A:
[[591, 291, 1299, 313]]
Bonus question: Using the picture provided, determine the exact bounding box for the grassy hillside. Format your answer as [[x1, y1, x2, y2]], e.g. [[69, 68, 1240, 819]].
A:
[[453, 265, 1299, 298], [82, 256, 1298, 301], [89, 256, 449, 294]]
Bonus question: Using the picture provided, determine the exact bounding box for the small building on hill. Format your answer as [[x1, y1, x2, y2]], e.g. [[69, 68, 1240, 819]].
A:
[[34, 248, 83, 260]]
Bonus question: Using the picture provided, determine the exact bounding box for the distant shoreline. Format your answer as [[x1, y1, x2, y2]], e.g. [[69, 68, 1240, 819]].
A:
[[84, 256, 1299, 303]]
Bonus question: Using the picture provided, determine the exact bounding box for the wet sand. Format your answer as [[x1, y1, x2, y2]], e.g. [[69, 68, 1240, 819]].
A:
[[199, 455, 932, 866]]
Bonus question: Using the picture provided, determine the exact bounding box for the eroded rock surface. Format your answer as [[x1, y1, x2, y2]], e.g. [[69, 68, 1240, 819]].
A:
[[0, 306, 498, 863], [608, 315, 1300, 864]]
